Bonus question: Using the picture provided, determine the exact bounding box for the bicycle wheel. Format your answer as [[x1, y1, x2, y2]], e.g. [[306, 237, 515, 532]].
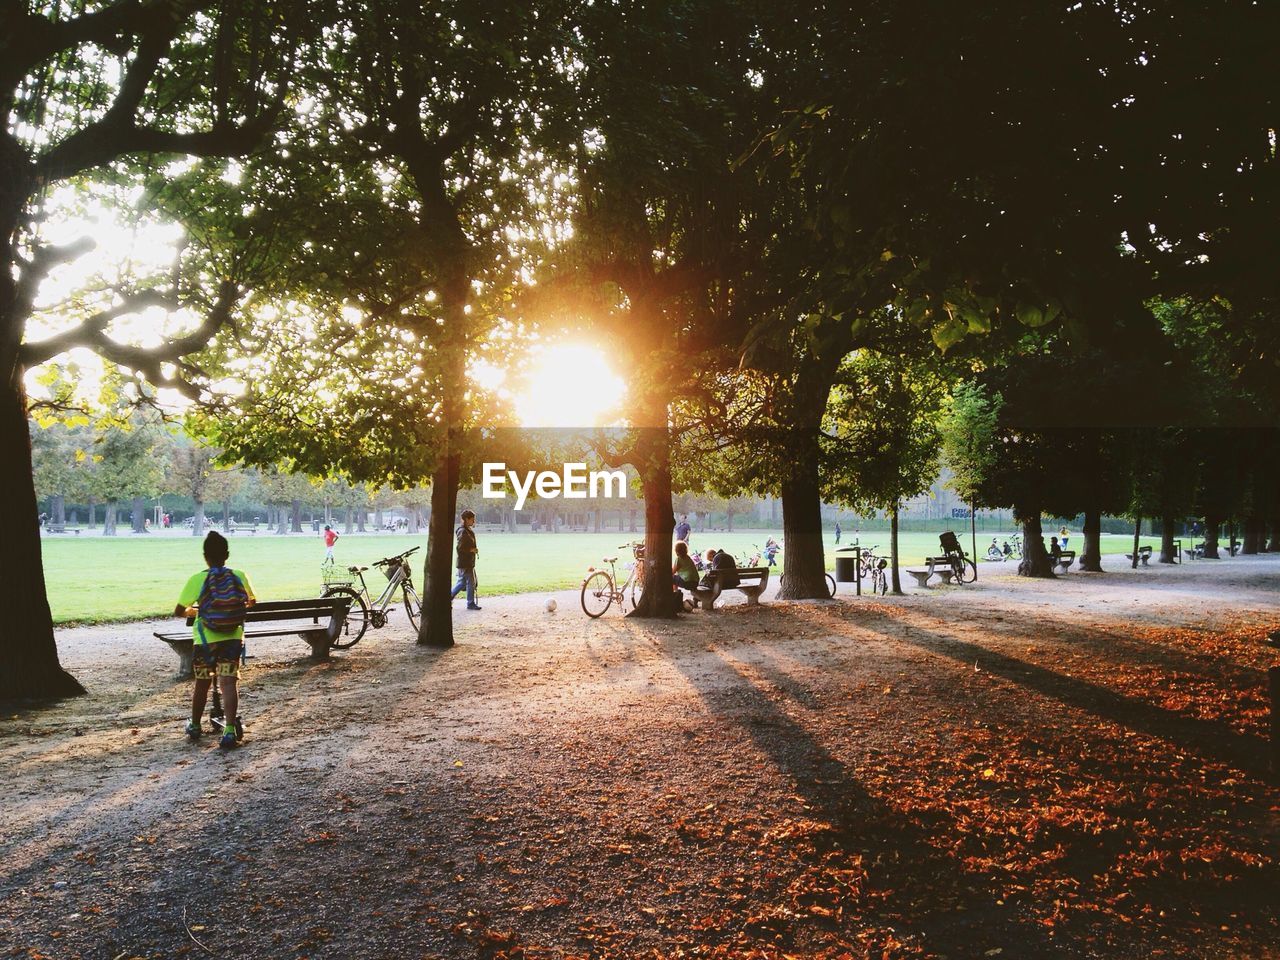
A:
[[322, 586, 370, 649], [959, 557, 978, 583], [402, 581, 422, 632], [825, 573, 837, 598], [871, 568, 886, 596], [581, 571, 615, 618]]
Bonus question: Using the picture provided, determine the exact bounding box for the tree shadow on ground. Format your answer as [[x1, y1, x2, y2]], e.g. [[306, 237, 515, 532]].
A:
[[650, 631, 1066, 958]]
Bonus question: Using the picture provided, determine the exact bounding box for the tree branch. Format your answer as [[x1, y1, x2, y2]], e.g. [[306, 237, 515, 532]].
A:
[[19, 280, 239, 397]]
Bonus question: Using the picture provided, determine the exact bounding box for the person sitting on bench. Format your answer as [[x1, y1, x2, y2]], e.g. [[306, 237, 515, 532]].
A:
[[173, 531, 255, 749], [698, 548, 740, 591], [673, 540, 699, 592], [1049, 536, 1062, 564]]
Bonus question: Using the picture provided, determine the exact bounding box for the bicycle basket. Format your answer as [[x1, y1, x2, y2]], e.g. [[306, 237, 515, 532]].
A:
[[383, 562, 400, 581], [322, 566, 353, 588]]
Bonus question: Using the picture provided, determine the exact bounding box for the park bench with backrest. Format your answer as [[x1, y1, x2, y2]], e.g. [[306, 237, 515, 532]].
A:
[[905, 555, 962, 588], [1126, 545, 1154, 566], [154, 596, 352, 680], [44, 523, 81, 535], [229, 523, 258, 534], [1054, 550, 1076, 573], [692, 567, 769, 611]]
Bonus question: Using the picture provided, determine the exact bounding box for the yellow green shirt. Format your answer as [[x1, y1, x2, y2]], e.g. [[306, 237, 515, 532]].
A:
[[177, 568, 256, 644]]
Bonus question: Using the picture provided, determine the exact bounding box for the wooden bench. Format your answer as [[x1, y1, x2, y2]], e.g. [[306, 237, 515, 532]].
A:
[[154, 596, 352, 680], [44, 523, 81, 535], [1053, 550, 1076, 573], [906, 556, 960, 588], [1125, 545, 1153, 566], [229, 523, 258, 534], [692, 567, 769, 611]]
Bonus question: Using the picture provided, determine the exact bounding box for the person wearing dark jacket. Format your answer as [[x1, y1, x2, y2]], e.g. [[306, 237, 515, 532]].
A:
[[698, 548, 740, 591], [451, 509, 481, 610]]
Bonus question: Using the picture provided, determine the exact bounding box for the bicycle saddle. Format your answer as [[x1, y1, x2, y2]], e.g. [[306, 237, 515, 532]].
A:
[[603, 556, 617, 563], [347, 565, 369, 573]]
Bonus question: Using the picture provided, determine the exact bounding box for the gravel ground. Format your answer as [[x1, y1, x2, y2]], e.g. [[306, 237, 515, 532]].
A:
[[2, 553, 1279, 959]]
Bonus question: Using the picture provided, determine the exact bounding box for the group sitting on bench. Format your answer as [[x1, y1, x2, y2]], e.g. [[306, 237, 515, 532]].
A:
[[672, 542, 768, 611]]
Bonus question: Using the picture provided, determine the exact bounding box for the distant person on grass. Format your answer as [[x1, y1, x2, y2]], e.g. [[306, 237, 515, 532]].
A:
[[174, 531, 255, 749], [675, 514, 692, 545], [1059, 525, 1070, 549], [323, 524, 339, 565], [834, 521, 841, 544], [452, 509, 481, 610]]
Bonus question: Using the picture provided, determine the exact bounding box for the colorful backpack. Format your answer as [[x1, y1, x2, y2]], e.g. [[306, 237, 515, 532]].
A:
[[197, 567, 248, 639]]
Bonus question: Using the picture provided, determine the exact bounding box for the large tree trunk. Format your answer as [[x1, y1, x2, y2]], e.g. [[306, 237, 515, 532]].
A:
[[630, 423, 677, 619], [419, 457, 460, 647], [51, 494, 65, 527], [374, 507, 383, 530], [1266, 519, 1278, 552], [889, 502, 902, 595], [1016, 512, 1054, 577], [223, 499, 232, 532], [727, 511, 736, 532], [1242, 516, 1262, 555], [0, 378, 85, 699], [1203, 516, 1221, 558], [1131, 516, 1142, 568], [131, 496, 146, 533], [276, 505, 288, 535], [87, 497, 96, 528], [408, 508, 420, 535], [1158, 513, 1177, 563], [1079, 509, 1103, 572], [103, 502, 118, 536], [192, 501, 206, 536], [290, 498, 303, 534], [344, 505, 354, 535], [777, 460, 828, 599]]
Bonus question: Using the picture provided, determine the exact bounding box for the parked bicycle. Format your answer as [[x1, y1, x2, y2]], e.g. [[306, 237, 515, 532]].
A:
[[320, 546, 423, 647], [938, 531, 978, 584], [861, 546, 889, 596], [581, 541, 647, 618]]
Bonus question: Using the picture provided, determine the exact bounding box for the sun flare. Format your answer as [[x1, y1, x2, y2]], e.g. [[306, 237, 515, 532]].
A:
[[508, 343, 627, 429]]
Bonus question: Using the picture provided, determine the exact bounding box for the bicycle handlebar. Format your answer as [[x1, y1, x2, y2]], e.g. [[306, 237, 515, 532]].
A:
[[374, 545, 421, 566]]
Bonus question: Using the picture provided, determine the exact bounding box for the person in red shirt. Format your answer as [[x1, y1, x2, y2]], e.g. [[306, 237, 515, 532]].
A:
[[323, 524, 339, 565]]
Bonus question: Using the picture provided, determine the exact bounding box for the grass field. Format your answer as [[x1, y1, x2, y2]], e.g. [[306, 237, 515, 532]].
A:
[[38, 528, 1166, 625]]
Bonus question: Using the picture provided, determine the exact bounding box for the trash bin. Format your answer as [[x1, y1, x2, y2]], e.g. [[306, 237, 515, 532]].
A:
[[835, 549, 859, 582], [312, 519, 321, 532]]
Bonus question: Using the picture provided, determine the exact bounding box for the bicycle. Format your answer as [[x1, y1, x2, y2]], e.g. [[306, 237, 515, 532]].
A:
[[777, 567, 838, 597], [320, 546, 423, 647], [581, 541, 646, 618], [937, 531, 978, 584], [862, 546, 889, 596]]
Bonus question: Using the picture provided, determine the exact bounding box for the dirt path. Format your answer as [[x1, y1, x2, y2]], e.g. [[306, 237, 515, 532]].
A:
[[3, 554, 1279, 959]]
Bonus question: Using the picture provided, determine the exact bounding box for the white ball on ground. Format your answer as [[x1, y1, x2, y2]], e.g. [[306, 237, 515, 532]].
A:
[[545, 597, 558, 613]]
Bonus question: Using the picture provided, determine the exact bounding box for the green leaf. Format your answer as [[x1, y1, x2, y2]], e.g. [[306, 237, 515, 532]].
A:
[[931, 315, 968, 352]]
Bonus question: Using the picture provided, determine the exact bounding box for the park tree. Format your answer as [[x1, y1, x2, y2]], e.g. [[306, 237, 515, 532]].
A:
[[823, 347, 949, 594], [196, 0, 580, 649], [1, 1, 310, 698], [539, 0, 769, 615]]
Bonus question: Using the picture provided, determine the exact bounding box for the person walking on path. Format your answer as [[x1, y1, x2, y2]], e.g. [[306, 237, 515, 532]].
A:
[[675, 514, 692, 545], [322, 524, 339, 565], [834, 521, 842, 544], [173, 531, 255, 749], [451, 509, 481, 610]]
